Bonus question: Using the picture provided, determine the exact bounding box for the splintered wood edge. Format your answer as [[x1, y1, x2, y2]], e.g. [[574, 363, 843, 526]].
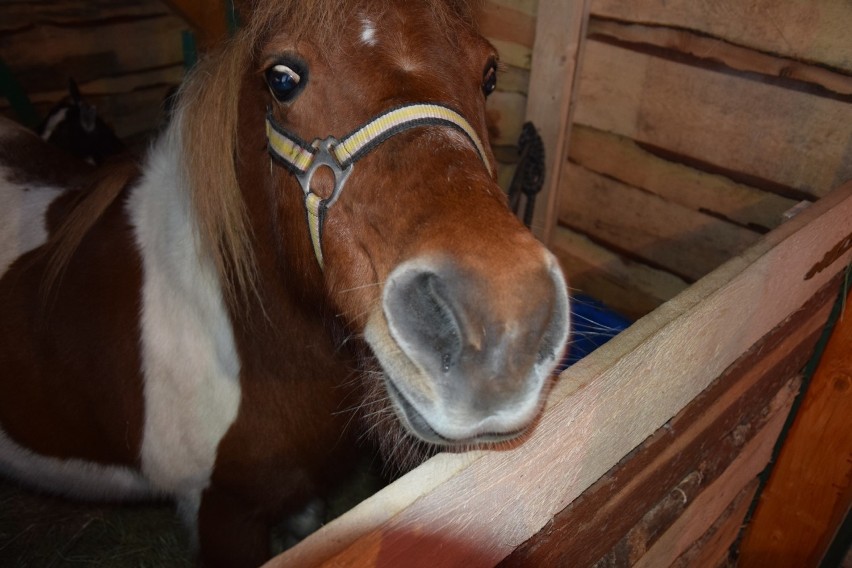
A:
[[269, 182, 852, 568]]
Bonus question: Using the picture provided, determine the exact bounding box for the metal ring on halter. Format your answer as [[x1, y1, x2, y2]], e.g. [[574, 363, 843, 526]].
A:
[[294, 137, 353, 206]]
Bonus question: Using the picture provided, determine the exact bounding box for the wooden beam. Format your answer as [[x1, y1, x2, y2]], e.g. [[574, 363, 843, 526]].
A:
[[503, 273, 836, 566], [573, 39, 852, 198], [635, 379, 799, 567], [523, 0, 591, 243], [588, 18, 852, 97], [161, 0, 229, 50], [677, 479, 761, 568], [266, 183, 852, 567], [739, 285, 852, 566], [568, 125, 800, 232], [551, 226, 688, 319], [589, 0, 852, 75], [561, 164, 762, 282]]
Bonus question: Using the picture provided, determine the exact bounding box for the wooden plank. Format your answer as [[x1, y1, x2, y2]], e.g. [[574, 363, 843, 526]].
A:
[[568, 125, 801, 232], [740, 286, 852, 567], [588, 18, 852, 97], [561, 164, 762, 281], [161, 0, 229, 50], [480, 1, 538, 71], [589, 0, 852, 75], [488, 39, 532, 70], [523, 0, 591, 242], [268, 184, 852, 567], [503, 277, 836, 566], [551, 227, 688, 320], [480, 2, 536, 49], [0, 66, 184, 108], [573, 39, 852, 198], [634, 379, 800, 567], [672, 479, 760, 568], [0, 15, 185, 89], [0, 0, 171, 33]]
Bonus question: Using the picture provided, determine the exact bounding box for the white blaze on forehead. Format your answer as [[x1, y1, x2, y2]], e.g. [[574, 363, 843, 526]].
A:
[[360, 17, 377, 46]]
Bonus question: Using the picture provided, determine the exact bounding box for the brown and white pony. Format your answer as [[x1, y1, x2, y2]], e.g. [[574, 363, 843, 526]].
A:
[[0, 1, 570, 566]]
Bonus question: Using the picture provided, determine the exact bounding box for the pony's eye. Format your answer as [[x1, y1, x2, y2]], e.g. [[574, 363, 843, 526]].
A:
[[265, 63, 303, 102], [482, 62, 498, 97]]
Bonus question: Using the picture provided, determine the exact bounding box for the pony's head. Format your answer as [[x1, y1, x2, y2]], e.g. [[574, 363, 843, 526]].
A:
[[179, 0, 570, 464]]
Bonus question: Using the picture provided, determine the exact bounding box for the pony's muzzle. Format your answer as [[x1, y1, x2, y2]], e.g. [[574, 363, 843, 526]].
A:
[[380, 255, 570, 444]]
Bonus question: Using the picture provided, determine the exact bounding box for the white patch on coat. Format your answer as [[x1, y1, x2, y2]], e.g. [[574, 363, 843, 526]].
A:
[[360, 18, 377, 46], [128, 115, 242, 514], [0, 428, 153, 500], [0, 127, 64, 278]]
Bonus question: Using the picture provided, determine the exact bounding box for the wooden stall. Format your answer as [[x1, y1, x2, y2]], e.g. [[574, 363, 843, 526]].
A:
[[267, 0, 852, 566], [0, 1, 850, 566]]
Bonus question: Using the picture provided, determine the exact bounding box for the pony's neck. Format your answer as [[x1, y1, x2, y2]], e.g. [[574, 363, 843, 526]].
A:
[[129, 116, 241, 373], [127, 114, 243, 498]]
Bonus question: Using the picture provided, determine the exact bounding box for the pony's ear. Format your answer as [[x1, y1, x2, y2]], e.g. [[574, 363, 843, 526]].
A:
[[68, 78, 82, 104]]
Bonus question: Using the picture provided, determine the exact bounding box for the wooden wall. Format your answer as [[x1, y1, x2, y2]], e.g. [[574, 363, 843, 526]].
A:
[[553, 0, 852, 320], [0, 0, 187, 147]]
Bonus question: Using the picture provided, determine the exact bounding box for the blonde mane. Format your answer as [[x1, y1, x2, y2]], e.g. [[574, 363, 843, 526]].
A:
[[177, 0, 482, 302]]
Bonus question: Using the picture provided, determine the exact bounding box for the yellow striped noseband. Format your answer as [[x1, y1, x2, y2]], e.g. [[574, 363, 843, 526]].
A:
[[265, 103, 493, 269]]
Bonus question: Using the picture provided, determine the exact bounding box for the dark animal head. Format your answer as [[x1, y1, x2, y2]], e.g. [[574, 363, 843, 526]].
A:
[[38, 79, 125, 165]]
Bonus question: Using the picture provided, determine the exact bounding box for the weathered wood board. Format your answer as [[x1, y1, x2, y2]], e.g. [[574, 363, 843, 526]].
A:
[[590, 0, 852, 75], [551, 227, 688, 320], [573, 39, 852, 201], [560, 163, 762, 282], [502, 269, 838, 565], [267, 182, 852, 567], [568, 125, 799, 233], [739, 286, 852, 566]]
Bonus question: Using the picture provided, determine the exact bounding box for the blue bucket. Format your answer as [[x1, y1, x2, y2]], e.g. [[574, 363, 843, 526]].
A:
[[560, 294, 632, 369]]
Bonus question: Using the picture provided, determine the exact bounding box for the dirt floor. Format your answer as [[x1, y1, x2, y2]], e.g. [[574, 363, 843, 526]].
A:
[[0, 455, 385, 567], [0, 476, 193, 567]]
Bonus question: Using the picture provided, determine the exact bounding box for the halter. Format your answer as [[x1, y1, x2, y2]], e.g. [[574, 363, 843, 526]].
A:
[[265, 103, 493, 269]]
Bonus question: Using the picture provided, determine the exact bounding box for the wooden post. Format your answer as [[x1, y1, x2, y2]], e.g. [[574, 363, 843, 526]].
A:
[[523, 0, 590, 245], [739, 282, 852, 566]]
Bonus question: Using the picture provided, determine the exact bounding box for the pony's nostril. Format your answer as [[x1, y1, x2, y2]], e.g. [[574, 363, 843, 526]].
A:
[[384, 269, 463, 375]]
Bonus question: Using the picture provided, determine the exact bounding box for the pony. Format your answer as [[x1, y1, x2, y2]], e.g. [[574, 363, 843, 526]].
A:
[[0, 1, 570, 566], [37, 78, 126, 165]]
